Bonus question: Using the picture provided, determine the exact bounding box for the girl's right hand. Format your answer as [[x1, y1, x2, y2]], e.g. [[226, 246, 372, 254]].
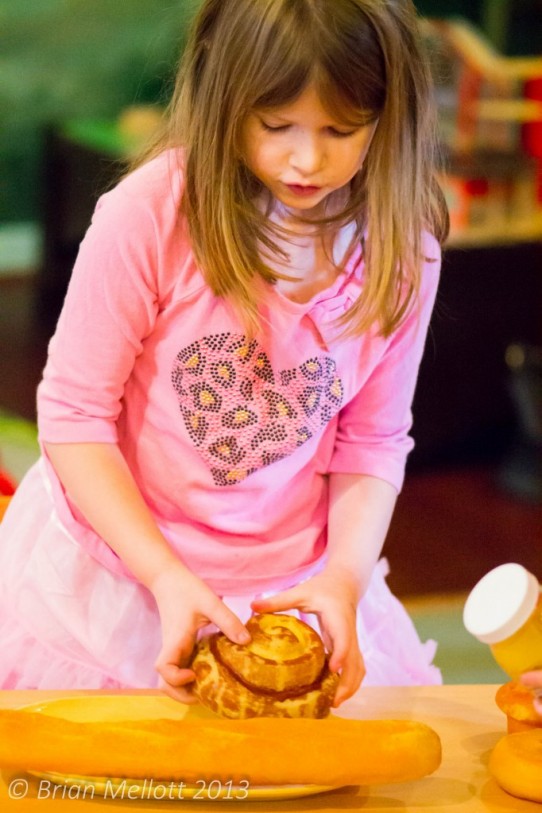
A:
[[149, 563, 251, 704]]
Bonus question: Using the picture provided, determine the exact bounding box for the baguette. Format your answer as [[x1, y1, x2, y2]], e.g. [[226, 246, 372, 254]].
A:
[[0, 709, 441, 786]]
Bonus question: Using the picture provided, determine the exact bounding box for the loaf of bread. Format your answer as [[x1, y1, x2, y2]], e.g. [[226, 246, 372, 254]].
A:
[[0, 708, 442, 786], [489, 728, 542, 803], [495, 681, 542, 733], [190, 613, 339, 718]]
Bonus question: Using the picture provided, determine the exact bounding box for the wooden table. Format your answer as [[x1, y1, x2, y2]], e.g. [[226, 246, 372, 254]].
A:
[[0, 685, 540, 811]]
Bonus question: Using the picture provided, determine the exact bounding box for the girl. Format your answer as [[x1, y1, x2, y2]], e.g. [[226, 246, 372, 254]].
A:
[[0, 0, 448, 705]]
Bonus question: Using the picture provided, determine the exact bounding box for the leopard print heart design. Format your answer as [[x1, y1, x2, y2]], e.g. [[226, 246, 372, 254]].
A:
[[171, 332, 344, 486]]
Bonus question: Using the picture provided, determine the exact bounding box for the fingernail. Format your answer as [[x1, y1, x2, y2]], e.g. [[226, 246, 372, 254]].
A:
[[237, 631, 251, 644]]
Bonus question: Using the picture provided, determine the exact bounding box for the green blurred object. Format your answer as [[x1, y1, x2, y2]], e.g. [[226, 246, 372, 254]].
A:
[[407, 595, 509, 685], [0, 411, 39, 484], [1, 0, 195, 223], [60, 119, 136, 157]]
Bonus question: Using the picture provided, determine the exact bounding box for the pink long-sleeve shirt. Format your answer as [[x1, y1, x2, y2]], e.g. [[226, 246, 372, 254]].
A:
[[37, 150, 441, 595]]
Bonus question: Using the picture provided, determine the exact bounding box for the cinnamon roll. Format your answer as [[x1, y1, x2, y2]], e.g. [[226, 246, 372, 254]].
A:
[[191, 613, 339, 719]]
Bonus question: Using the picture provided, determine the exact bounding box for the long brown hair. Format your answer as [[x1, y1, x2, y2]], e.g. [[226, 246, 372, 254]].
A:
[[133, 0, 448, 337]]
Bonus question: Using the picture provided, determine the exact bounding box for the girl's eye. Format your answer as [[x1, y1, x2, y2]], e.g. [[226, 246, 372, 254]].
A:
[[328, 127, 357, 138], [259, 119, 357, 138], [260, 121, 289, 132]]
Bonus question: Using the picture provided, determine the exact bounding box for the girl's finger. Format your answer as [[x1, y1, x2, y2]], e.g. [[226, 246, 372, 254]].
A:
[[332, 650, 366, 707], [157, 676, 199, 705], [157, 662, 196, 688], [208, 600, 251, 645], [520, 670, 542, 687], [317, 615, 365, 705], [318, 610, 354, 673], [326, 626, 350, 674], [154, 631, 197, 685], [250, 587, 303, 615], [519, 672, 542, 715], [320, 626, 334, 653]]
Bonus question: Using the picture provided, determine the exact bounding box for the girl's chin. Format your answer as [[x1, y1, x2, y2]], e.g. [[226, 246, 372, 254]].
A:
[[273, 192, 331, 219]]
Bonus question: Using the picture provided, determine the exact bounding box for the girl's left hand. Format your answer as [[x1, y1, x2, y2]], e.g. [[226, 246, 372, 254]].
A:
[[250, 567, 365, 707], [520, 671, 542, 715]]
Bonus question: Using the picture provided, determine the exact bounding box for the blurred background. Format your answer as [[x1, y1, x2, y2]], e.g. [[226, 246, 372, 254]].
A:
[[0, 0, 541, 683]]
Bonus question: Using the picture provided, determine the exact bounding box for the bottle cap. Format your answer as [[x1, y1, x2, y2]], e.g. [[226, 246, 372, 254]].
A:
[[463, 563, 540, 645]]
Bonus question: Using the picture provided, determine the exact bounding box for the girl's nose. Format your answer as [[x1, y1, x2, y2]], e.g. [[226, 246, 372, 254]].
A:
[[289, 135, 324, 176]]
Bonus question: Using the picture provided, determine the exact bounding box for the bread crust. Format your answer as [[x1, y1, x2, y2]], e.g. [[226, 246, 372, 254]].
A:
[[191, 613, 339, 718], [216, 613, 326, 691], [0, 709, 443, 785]]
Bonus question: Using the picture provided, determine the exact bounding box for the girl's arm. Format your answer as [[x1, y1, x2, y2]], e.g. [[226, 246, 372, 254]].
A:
[[44, 441, 180, 586], [324, 472, 397, 703], [326, 471, 397, 602], [44, 441, 250, 700], [252, 472, 396, 706]]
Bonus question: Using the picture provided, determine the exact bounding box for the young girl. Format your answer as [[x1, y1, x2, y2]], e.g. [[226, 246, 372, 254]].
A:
[[0, 0, 448, 705]]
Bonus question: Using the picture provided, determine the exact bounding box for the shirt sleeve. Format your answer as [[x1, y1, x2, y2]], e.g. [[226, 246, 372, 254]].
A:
[[37, 185, 161, 444], [328, 233, 441, 492]]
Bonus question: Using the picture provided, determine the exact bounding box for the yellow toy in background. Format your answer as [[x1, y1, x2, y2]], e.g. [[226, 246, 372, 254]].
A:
[[463, 563, 542, 678]]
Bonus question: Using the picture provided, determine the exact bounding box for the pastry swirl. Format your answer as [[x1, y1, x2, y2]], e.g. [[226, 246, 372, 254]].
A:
[[191, 613, 339, 719]]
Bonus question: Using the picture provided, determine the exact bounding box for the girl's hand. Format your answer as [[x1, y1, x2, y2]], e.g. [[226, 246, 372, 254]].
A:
[[520, 671, 542, 715], [149, 563, 251, 704], [250, 565, 365, 707]]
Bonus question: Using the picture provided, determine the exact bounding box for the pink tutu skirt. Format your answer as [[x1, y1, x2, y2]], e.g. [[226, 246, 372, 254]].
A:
[[0, 461, 441, 690]]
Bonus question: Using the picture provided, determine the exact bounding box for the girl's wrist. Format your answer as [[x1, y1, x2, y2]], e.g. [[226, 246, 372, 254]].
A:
[[322, 560, 366, 605], [140, 549, 189, 594]]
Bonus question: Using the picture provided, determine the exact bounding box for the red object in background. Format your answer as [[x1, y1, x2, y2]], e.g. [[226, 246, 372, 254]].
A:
[[522, 77, 542, 203], [0, 470, 16, 496], [523, 78, 542, 157], [464, 178, 490, 197]]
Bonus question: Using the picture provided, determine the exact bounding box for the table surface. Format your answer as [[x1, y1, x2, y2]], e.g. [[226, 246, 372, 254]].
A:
[[0, 684, 540, 812]]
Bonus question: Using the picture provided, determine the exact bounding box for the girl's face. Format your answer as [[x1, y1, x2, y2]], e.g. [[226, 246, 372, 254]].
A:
[[243, 84, 377, 216]]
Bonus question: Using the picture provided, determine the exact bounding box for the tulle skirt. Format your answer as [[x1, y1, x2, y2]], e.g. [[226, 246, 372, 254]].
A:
[[0, 461, 441, 690]]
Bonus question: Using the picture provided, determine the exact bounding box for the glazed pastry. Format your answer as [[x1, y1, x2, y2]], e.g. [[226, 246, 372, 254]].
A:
[[191, 612, 339, 718], [495, 681, 542, 733], [490, 728, 542, 803]]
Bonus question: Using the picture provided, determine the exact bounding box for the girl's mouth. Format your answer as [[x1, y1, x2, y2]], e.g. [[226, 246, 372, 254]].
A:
[[284, 184, 322, 197]]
